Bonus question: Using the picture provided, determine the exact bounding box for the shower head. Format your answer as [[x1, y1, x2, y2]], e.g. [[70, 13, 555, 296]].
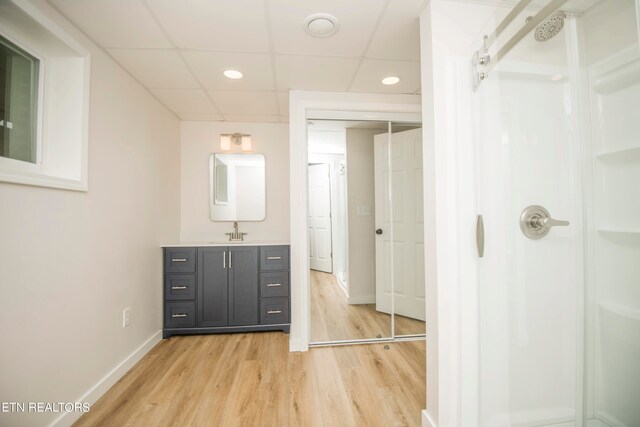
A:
[[529, 11, 567, 42]]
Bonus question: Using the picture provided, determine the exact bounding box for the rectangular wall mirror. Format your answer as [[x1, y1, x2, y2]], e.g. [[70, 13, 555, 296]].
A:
[[209, 153, 265, 221]]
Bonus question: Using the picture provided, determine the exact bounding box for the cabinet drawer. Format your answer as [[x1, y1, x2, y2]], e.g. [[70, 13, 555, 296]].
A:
[[260, 298, 289, 325], [165, 302, 196, 328], [260, 272, 289, 298], [164, 275, 196, 300], [259, 246, 289, 271], [164, 248, 196, 273]]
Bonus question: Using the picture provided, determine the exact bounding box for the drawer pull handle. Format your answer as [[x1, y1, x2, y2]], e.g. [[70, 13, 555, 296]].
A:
[[267, 310, 282, 314], [267, 256, 282, 260], [172, 258, 188, 262], [267, 283, 282, 287], [171, 285, 188, 290], [171, 313, 188, 318]]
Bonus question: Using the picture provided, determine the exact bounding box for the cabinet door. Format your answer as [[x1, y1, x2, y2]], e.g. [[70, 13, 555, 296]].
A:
[[198, 247, 228, 327], [228, 246, 259, 326]]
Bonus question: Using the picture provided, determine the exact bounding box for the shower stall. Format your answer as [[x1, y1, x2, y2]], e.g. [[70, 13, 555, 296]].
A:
[[422, 0, 640, 426]]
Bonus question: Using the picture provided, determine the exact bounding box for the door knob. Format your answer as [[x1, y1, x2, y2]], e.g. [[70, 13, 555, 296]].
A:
[[520, 205, 569, 240], [376, 229, 383, 235]]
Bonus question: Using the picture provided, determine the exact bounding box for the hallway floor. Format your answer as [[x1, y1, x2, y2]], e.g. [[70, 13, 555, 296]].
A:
[[74, 332, 425, 426]]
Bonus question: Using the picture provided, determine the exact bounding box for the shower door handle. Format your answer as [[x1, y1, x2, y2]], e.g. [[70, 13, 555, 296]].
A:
[[476, 215, 484, 258]]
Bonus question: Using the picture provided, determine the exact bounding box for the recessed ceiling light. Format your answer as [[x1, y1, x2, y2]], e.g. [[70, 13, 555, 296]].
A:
[[382, 76, 400, 85], [304, 13, 339, 38], [223, 69, 243, 79], [550, 73, 563, 81]]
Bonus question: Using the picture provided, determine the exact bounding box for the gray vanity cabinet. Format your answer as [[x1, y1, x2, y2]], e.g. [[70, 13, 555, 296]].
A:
[[199, 246, 258, 327], [197, 247, 228, 327], [227, 246, 258, 326], [163, 245, 289, 339]]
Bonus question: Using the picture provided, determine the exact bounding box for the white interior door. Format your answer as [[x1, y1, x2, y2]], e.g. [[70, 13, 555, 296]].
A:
[[308, 163, 333, 273], [374, 128, 425, 321]]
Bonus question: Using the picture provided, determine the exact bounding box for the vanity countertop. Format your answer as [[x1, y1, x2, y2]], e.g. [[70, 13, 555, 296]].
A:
[[161, 241, 290, 248]]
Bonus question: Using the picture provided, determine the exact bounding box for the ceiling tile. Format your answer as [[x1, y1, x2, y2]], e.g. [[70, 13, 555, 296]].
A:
[[366, 0, 423, 60], [179, 114, 225, 121], [208, 91, 279, 116], [277, 92, 289, 116], [49, 0, 172, 48], [181, 51, 274, 90], [151, 89, 218, 114], [349, 59, 421, 94], [275, 55, 359, 91], [146, 0, 270, 52], [223, 115, 281, 123], [108, 49, 199, 89], [269, 0, 386, 57]]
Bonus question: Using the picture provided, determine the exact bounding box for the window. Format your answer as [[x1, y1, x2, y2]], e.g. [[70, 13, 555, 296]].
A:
[[0, 35, 39, 164], [0, 0, 90, 191]]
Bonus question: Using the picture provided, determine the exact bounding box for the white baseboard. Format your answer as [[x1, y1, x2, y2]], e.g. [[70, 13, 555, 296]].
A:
[[422, 410, 437, 427], [348, 295, 375, 305], [49, 330, 162, 427]]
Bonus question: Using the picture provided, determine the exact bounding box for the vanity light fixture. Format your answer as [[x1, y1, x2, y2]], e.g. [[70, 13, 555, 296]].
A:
[[220, 133, 252, 152], [220, 134, 232, 151]]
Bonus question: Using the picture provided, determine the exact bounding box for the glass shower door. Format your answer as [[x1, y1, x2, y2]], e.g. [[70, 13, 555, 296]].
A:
[[472, 2, 583, 425]]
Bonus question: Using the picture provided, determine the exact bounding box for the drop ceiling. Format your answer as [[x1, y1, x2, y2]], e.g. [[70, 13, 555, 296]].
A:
[[48, 0, 426, 123]]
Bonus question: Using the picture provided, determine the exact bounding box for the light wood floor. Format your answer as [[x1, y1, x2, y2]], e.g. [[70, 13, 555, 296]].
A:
[[74, 332, 426, 427], [311, 270, 425, 342]]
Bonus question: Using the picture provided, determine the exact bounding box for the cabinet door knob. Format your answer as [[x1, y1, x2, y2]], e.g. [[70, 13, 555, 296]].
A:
[[171, 313, 188, 318], [375, 229, 383, 235], [267, 310, 282, 314]]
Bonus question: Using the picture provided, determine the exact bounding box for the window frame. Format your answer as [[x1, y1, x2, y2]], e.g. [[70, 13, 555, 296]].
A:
[[0, 0, 91, 192]]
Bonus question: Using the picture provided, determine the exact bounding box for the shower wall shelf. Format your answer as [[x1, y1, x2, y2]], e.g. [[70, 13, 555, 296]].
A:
[[591, 59, 640, 94], [596, 228, 640, 236], [594, 146, 640, 162]]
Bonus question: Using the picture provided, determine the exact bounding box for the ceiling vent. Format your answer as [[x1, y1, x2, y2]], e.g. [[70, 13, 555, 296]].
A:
[[304, 13, 339, 38]]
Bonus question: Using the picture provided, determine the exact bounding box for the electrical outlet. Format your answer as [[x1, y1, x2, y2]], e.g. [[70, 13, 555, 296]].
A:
[[122, 308, 130, 328]]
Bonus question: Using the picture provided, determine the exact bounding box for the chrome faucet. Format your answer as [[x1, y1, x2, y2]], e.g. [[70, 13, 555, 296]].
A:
[[226, 221, 247, 242]]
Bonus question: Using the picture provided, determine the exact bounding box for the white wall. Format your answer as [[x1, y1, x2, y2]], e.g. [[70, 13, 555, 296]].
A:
[[346, 128, 380, 304], [180, 121, 290, 243], [0, 1, 181, 426]]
